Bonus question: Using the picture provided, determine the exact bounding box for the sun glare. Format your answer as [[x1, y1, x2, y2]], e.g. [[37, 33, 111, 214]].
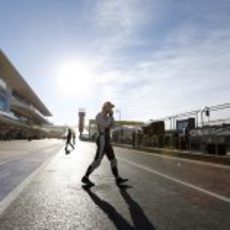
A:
[[57, 60, 94, 97]]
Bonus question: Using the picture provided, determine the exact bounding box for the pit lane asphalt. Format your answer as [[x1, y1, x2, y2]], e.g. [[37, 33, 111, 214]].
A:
[[0, 140, 229, 230]]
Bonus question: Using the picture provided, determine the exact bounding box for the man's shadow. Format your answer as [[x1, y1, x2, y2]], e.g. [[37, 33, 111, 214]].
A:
[[118, 184, 156, 230], [82, 185, 134, 230], [82, 185, 156, 230]]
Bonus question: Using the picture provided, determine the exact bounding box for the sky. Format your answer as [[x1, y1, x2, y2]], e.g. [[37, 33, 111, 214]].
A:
[[0, 0, 230, 126]]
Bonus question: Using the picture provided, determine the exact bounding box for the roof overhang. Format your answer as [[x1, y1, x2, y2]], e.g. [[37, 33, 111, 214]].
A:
[[0, 50, 52, 116], [0, 112, 27, 128]]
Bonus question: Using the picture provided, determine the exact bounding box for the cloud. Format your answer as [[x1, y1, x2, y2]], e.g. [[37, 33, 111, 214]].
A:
[[89, 21, 230, 121], [50, 0, 230, 123], [94, 0, 146, 35], [91, 0, 154, 57]]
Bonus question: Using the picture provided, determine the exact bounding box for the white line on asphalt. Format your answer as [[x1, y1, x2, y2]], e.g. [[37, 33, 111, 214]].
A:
[[0, 157, 21, 166], [118, 157, 230, 203], [0, 147, 64, 216], [0, 152, 32, 165], [115, 147, 230, 170], [0, 153, 31, 166]]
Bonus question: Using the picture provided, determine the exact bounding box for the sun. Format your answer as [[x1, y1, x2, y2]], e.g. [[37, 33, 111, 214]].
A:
[[56, 60, 94, 97]]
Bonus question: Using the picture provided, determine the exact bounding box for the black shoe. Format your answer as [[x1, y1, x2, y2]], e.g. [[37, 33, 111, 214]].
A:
[[116, 177, 129, 184], [81, 176, 95, 186], [65, 149, 70, 155]]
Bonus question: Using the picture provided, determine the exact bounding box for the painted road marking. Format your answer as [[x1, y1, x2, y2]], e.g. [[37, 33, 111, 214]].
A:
[[0, 147, 63, 216], [115, 146, 230, 170], [118, 157, 230, 203], [0, 157, 22, 166]]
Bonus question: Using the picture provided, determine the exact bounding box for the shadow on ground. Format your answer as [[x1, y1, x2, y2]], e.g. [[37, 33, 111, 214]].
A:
[[82, 184, 156, 230]]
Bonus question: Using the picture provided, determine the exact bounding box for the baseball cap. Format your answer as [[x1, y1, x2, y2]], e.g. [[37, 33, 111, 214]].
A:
[[103, 101, 115, 108]]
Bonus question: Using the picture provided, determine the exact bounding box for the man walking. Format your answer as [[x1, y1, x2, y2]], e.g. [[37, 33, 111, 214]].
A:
[[81, 101, 128, 186], [65, 128, 75, 154]]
